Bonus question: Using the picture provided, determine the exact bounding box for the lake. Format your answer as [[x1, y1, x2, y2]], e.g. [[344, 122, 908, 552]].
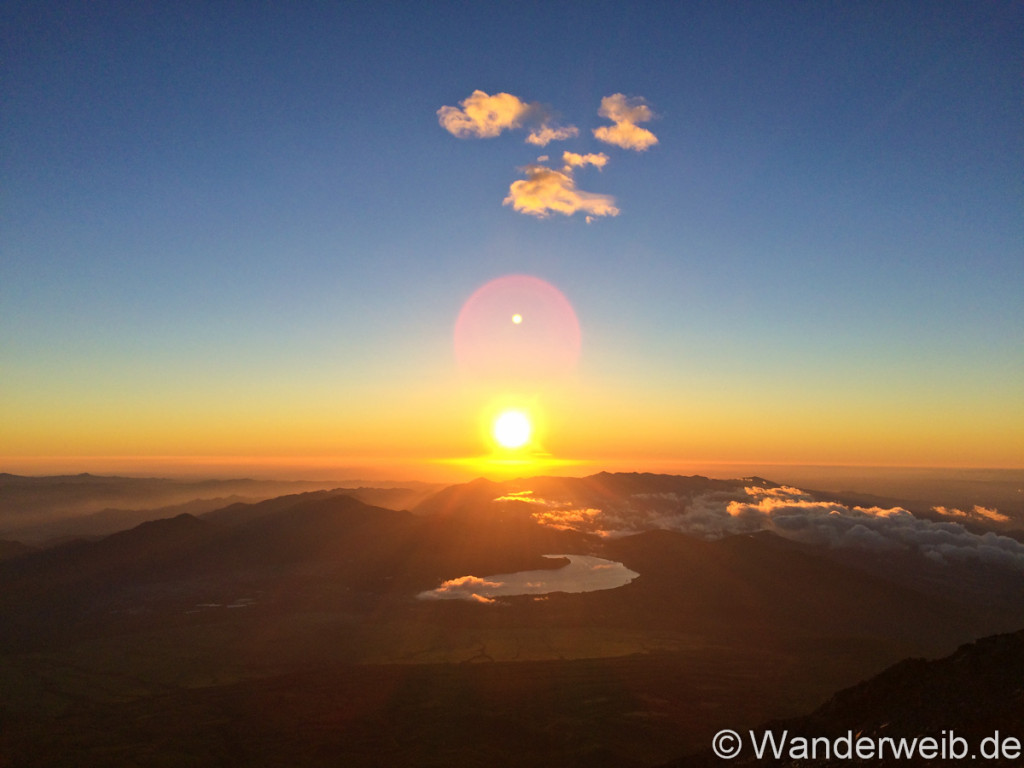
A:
[[418, 554, 639, 602]]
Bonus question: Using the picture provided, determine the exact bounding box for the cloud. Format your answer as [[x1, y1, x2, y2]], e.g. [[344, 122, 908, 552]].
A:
[[439, 91, 659, 217], [503, 162, 619, 220], [531, 507, 602, 532], [418, 575, 503, 603], [526, 124, 580, 146], [525, 484, 1024, 571], [438, 90, 529, 138], [562, 151, 609, 169], [438, 90, 577, 145], [593, 93, 659, 151], [933, 505, 1011, 524], [495, 492, 605, 533], [712, 487, 1024, 569], [494, 490, 547, 504], [973, 505, 1011, 522]]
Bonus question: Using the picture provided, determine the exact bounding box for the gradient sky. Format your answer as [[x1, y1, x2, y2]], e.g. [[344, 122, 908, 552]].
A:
[[2, 2, 1022, 477]]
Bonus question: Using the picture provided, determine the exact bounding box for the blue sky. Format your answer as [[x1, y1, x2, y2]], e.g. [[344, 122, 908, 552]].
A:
[[2, 2, 1022, 472]]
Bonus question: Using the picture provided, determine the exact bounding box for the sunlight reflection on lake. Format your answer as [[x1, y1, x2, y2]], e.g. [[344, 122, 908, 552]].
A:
[[418, 554, 639, 603]]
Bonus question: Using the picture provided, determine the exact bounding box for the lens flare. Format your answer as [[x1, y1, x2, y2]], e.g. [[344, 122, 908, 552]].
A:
[[454, 274, 580, 381]]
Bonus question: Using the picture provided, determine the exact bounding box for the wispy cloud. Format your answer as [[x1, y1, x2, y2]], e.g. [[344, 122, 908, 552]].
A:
[[503, 160, 619, 220], [934, 505, 1011, 524], [593, 93, 659, 151], [531, 506, 602, 532], [494, 490, 548, 504], [562, 151, 609, 169], [438, 90, 577, 145], [526, 124, 580, 146]]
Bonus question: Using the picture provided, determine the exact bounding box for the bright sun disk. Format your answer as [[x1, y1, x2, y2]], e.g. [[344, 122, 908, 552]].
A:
[[493, 410, 531, 449]]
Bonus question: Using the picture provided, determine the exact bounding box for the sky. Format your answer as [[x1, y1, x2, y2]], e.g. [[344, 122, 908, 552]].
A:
[[2, 1, 1022, 479]]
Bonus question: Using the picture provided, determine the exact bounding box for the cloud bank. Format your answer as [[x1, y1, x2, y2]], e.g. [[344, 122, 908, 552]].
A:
[[519, 486, 1024, 570], [593, 94, 659, 151]]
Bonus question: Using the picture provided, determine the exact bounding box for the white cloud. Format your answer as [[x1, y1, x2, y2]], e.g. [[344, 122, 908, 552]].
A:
[[418, 574, 503, 603], [439, 90, 658, 217], [593, 93, 659, 151], [524, 484, 1024, 570], [562, 151, 609, 169], [503, 162, 619, 220], [438, 90, 530, 138], [438, 90, 578, 145], [526, 124, 579, 146]]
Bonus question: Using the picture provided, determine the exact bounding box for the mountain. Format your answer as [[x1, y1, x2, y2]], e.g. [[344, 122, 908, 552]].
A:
[[0, 474, 441, 544], [0, 473, 351, 536], [3, 494, 257, 544], [601, 529, 994, 647], [0, 538, 35, 562]]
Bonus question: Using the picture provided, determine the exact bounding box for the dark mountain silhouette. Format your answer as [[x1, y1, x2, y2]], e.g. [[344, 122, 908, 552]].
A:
[[0, 473, 352, 535], [199, 488, 360, 527], [601, 529, 994, 647], [0, 538, 35, 562], [1, 474, 440, 545], [412, 472, 759, 520], [5, 494, 256, 544], [671, 628, 1024, 767]]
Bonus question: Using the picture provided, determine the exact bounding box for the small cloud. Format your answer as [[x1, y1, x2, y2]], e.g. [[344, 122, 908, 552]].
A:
[[593, 93, 659, 151], [562, 151, 609, 170], [494, 490, 549, 505], [932, 505, 1010, 524], [438, 90, 577, 145], [973, 505, 1010, 523], [527, 124, 580, 146], [418, 574, 504, 602], [438, 90, 531, 138], [503, 162, 619, 220], [532, 506, 602, 532], [440, 575, 503, 590]]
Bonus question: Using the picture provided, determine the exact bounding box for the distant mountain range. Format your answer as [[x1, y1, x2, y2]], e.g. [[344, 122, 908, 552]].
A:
[[0, 472, 440, 542]]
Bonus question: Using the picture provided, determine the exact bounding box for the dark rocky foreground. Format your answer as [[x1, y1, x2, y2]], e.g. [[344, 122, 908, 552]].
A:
[[670, 629, 1024, 767]]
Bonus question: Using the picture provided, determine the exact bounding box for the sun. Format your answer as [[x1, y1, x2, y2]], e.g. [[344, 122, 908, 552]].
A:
[[492, 409, 531, 450]]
